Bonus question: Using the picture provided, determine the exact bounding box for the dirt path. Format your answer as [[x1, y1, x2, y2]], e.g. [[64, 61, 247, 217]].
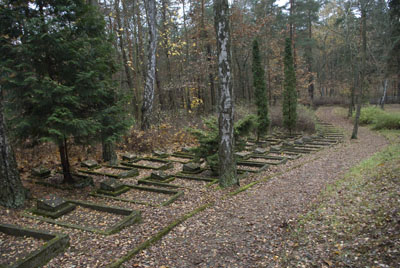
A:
[[127, 107, 388, 267]]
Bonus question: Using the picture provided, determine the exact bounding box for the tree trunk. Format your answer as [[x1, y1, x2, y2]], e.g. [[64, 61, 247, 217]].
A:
[[380, 78, 388, 109], [352, 2, 367, 139], [102, 139, 117, 165], [59, 138, 74, 184], [214, 0, 237, 188], [141, 0, 157, 130], [0, 89, 25, 208], [115, 0, 134, 94], [307, 11, 314, 103], [348, 86, 355, 117]]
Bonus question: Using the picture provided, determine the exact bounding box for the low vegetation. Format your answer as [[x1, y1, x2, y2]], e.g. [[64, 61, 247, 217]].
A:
[[279, 110, 400, 267], [352, 106, 400, 129]]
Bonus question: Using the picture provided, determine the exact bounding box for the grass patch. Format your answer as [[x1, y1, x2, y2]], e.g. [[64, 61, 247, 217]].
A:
[[279, 132, 400, 267], [374, 113, 400, 130]]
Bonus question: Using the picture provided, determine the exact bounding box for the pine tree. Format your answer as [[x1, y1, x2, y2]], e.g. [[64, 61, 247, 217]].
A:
[[252, 39, 269, 140], [1, 0, 129, 183], [283, 37, 297, 134], [0, 88, 26, 208]]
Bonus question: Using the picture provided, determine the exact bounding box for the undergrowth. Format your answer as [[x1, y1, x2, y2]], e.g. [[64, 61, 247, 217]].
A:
[[352, 106, 400, 129], [280, 129, 400, 267]]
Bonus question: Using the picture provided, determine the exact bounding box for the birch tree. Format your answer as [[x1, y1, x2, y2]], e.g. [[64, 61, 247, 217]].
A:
[[214, 0, 238, 187], [141, 0, 157, 130]]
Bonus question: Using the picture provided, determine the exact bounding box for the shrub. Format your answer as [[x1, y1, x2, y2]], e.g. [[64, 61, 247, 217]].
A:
[[374, 113, 400, 130], [354, 106, 386, 125], [188, 115, 257, 165], [270, 105, 315, 133]]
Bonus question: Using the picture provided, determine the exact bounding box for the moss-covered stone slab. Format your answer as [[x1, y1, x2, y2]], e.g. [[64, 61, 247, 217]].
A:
[[79, 166, 139, 179], [234, 151, 251, 160], [137, 178, 183, 189], [282, 147, 313, 154], [294, 139, 304, 145], [121, 153, 137, 161], [24, 200, 141, 235], [34, 173, 93, 190], [153, 150, 169, 158], [32, 195, 77, 219], [0, 223, 69, 268], [122, 158, 173, 170], [37, 194, 69, 212], [253, 147, 269, 154], [100, 178, 125, 191], [31, 166, 51, 179], [247, 155, 288, 165], [174, 172, 217, 182], [270, 145, 282, 152], [96, 186, 131, 197], [181, 147, 194, 153], [171, 152, 195, 159], [150, 171, 172, 181], [236, 161, 269, 173], [80, 159, 100, 169], [91, 184, 183, 207], [182, 163, 202, 174]]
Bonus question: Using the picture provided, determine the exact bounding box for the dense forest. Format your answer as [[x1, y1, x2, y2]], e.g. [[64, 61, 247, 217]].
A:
[[1, 0, 400, 206]]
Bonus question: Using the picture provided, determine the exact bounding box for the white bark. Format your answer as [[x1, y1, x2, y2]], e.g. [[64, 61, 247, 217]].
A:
[[380, 78, 388, 109], [141, 0, 157, 130], [215, 0, 237, 187]]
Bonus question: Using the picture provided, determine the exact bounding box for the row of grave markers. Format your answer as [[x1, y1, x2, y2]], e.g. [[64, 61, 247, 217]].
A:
[[1, 122, 344, 267]]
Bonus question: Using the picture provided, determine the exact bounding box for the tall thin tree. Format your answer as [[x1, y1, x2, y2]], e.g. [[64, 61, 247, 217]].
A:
[[352, 0, 369, 139], [141, 0, 157, 130], [214, 0, 237, 187], [283, 37, 297, 135], [252, 39, 269, 140], [0, 88, 25, 208]]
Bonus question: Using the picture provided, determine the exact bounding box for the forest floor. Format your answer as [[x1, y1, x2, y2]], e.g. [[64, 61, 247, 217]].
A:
[[1, 106, 399, 267]]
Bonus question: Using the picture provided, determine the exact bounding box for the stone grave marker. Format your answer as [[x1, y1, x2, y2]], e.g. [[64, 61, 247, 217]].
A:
[[235, 151, 251, 159], [31, 166, 51, 178], [81, 159, 99, 169], [35, 194, 76, 218], [118, 168, 139, 178], [254, 147, 268, 154], [122, 153, 137, 161], [181, 147, 192, 153], [37, 195, 68, 212], [182, 163, 201, 173], [100, 178, 125, 192], [282, 141, 294, 147], [153, 150, 168, 158], [294, 139, 304, 145], [150, 171, 170, 181], [270, 145, 281, 152]]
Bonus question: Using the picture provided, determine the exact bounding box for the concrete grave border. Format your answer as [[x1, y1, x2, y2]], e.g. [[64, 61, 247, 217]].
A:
[[23, 200, 141, 235], [0, 223, 69, 268]]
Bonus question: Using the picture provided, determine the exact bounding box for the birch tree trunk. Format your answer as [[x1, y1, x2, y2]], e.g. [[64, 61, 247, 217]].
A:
[[141, 0, 157, 130], [214, 0, 237, 187], [380, 78, 388, 109], [0, 88, 25, 208]]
